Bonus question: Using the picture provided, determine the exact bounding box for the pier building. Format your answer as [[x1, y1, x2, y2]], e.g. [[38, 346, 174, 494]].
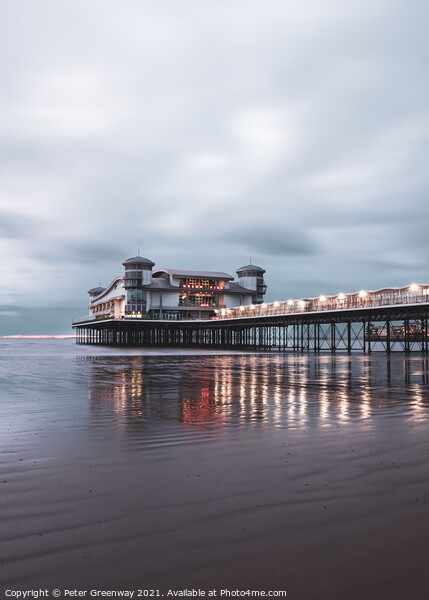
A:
[[82, 256, 267, 322]]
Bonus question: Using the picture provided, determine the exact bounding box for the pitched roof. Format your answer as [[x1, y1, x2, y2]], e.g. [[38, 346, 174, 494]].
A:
[[228, 282, 255, 293], [153, 268, 234, 280], [145, 278, 177, 290]]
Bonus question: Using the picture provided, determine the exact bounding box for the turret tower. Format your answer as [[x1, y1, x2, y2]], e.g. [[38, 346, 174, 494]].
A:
[[236, 263, 267, 304], [122, 256, 155, 288], [122, 255, 155, 317]]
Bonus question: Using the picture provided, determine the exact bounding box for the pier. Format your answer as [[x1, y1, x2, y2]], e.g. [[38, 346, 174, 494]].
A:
[[73, 283, 429, 352]]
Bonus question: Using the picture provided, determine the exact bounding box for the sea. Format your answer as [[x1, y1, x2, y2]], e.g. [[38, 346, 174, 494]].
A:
[[2, 337, 429, 600]]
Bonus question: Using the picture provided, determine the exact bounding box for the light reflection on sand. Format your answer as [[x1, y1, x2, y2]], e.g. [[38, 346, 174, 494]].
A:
[[83, 353, 429, 438]]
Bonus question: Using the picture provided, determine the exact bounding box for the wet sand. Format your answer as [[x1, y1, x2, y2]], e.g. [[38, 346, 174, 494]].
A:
[[2, 340, 429, 599]]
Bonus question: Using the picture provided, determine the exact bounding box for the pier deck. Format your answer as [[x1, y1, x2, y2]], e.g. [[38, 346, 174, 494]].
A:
[[73, 302, 429, 352]]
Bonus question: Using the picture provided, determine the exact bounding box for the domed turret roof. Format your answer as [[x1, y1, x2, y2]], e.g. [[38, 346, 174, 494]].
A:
[[88, 286, 105, 294], [122, 256, 155, 267], [236, 264, 265, 273]]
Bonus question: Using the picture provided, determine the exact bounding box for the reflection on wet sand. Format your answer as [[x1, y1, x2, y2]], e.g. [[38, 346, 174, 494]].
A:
[[85, 354, 429, 436], [4, 342, 429, 598]]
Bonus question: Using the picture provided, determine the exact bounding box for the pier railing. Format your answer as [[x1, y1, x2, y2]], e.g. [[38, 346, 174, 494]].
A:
[[213, 283, 429, 320]]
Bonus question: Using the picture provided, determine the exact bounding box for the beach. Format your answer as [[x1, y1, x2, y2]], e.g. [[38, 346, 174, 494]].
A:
[[2, 338, 429, 599]]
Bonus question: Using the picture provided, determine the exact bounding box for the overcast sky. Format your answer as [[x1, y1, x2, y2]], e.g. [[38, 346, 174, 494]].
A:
[[1, 0, 429, 333]]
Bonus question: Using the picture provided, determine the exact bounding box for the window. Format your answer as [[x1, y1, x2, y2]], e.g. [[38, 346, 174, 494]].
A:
[[179, 278, 223, 289], [125, 289, 147, 315]]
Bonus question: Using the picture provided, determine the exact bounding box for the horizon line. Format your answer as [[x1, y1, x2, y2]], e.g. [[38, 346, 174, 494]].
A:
[[1, 334, 75, 339]]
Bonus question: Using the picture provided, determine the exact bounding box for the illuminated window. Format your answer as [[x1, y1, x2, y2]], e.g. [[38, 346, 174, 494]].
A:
[[180, 294, 216, 307], [179, 277, 223, 289]]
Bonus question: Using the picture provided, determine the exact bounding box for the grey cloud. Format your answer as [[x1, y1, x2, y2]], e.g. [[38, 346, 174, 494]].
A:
[[0, 210, 33, 239], [223, 228, 315, 257], [1, 0, 429, 332], [33, 240, 126, 265], [359, 257, 427, 273], [62, 241, 126, 265], [0, 304, 22, 312]]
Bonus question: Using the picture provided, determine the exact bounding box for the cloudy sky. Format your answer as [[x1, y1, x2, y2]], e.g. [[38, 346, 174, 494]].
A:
[[1, 0, 428, 333]]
